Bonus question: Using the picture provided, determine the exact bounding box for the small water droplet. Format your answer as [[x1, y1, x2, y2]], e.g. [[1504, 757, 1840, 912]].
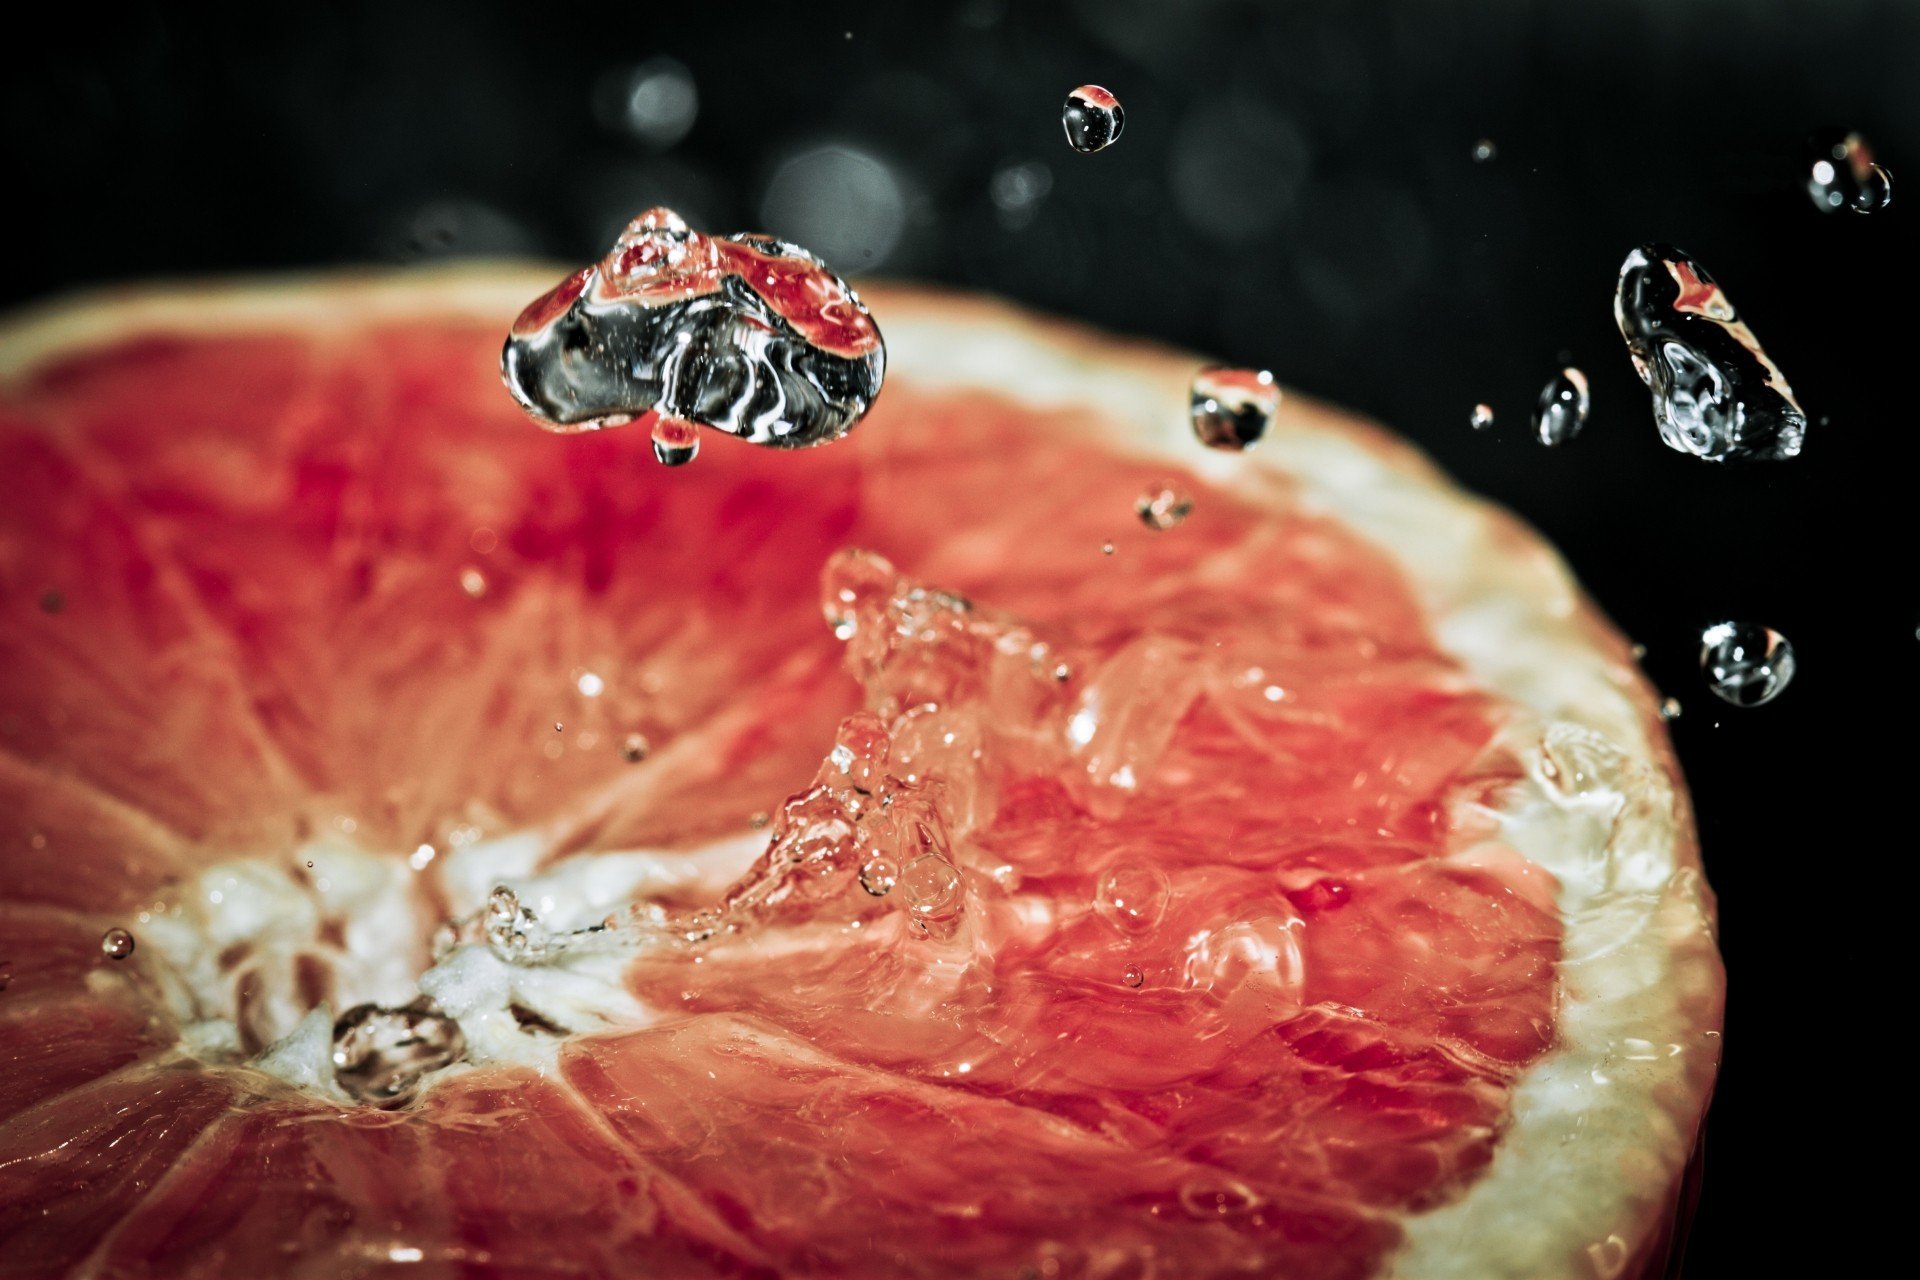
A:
[[1190, 367, 1279, 451], [100, 927, 135, 960], [1533, 367, 1590, 446], [1100, 541, 1115, 556], [620, 732, 651, 763], [1806, 129, 1893, 214], [458, 565, 489, 598], [858, 854, 900, 897], [1134, 484, 1194, 530], [38, 590, 64, 615], [1062, 85, 1124, 153], [484, 885, 552, 961], [650, 416, 701, 467], [820, 547, 898, 640], [1094, 862, 1171, 935], [305, 860, 315, 868], [332, 999, 466, 1107], [1471, 138, 1497, 163], [1700, 621, 1796, 707], [1470, 403, 1495, 431], [899, 855, 962, 916], [1122, 963, 1144, 988], [575, 671, 606, 698], [1659, 696, 1683, 721]]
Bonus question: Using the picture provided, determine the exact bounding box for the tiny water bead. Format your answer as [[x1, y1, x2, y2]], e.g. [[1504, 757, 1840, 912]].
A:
[[620, 732, 651, 763], [1700, 622, 1796, 707], [1122, 964, 1145, 989], [458, 565, 488, 599], [501, 207, 885, 459], [331, 1000, 467, 1107], [1100, 541, 1115, 556], [1660, 697, 1684, 722], [1471, 138, 1497, 163], [100, 927, 135, 960], [1533, 368, 1590, 446], [1190, 367, 1279, 451], [1135, 484, 1195, 530], [1061, 85, 1124, 153], [858, 854, 900, 897], [1470, 403, 1495, 431], [899, 855, 963, 915], [1806, 129, 1893, 214], [1614, 244, 1805, 462], [1094, 862, 1171, 935]]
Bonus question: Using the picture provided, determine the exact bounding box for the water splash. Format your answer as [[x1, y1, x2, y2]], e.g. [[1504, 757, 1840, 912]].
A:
[[1699, 622, 1796, 707], [1614, 244, 1804, 462], [501, 208, 885, 459], [1533, 368, 1590, 446], [1062, 85, 1124, 153]]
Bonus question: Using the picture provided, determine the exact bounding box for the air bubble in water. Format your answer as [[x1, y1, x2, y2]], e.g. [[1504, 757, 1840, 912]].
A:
[[620, 733, 651, 763], [1614, 244, 1805, 462], [1190, 367, 1279, 451], [1134, 484, 1194, 530], [1700, 622, 1796, 707], [1094, 862, 1171, 935], [1062, 85, 1124, 153], [332, 1000, 466, 1107], [1806, 129, 1893, 214], [100, 927, 135, 960], [1533, 368, 1590, 446], [501, 208, 885, 458], [1470, 403, 1495, 431], [858, 854, 900, 897]]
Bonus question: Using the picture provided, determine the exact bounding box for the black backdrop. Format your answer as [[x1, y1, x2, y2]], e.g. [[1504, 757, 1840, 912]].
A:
[[8, 1, 1914, 1274]]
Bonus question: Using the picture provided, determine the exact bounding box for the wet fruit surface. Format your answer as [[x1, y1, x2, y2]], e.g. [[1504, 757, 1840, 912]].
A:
[[0, 298, 1558, 1277]]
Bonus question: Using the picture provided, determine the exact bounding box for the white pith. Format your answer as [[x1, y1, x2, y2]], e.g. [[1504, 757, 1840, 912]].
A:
[[0, 267, 1723, 1280]]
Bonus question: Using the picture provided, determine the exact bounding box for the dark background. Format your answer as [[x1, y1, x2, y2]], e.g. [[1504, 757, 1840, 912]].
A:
[[7, 1, 1913, 1273]]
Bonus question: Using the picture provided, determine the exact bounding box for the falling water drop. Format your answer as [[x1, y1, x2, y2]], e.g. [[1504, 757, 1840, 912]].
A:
[[1806, 129, 1893, 214], [650, 416, 701, 467], [100, 927, 135, 960], [1134, 484, 1195, 530], [1062, 85, 1125, 153], [1190, 367, 1279, 451], [1533, 368, 1590, 446], [1700, 622, 1796, 707], [1470, 403, 1495, 431]]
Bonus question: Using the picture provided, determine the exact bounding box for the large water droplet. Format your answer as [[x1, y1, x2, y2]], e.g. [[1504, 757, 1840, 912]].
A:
[[1190, 367, 1279, 451], [1134, 484, 1194, 530], [501, 208, 885, 456], [1062, 85, 1124, 153], [100, 927, 135, 960], [332, 1000, 466, 1107], [1094, 862, 1171, 935], [1806, 129, 1893, 214], [1700, 621, 1796, 707], [899, 856, 962, 916], [1614, 245, 1804, 462], [1533, 368, 1590, 446]]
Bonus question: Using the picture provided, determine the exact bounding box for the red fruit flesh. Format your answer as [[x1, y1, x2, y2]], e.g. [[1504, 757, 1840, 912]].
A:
[[0, 310, 1557, 1278]]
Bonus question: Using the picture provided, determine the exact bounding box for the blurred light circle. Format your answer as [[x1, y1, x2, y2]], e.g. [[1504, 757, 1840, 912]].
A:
[[378, 199, 536, 262], [1169, 97, 1309, 243], [593, 57, 699, 150], [759, 145, 907, 270], [989, 159, 1053, 229]]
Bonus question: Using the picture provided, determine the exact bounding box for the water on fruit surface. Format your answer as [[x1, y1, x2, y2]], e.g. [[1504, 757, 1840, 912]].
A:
[[1806, 128, 1893, 214], [331, 1000, 466, 1106], [1614, 244, 1805, 462], [500, 207, 885, 459], [1699, 621, 1796, 706], [1061, 85, 1124, 153], [1533, 367, 1590, 446]]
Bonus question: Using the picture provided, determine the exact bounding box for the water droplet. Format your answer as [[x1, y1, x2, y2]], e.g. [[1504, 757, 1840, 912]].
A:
[[989, 160, 1054, 229], [37, 590, 64, 615], [1471, 138, 1497, 163], [484, 886, 552, 961], [1185, 914, 1305, 1006], [1122, 963, 1144, 988], [858, 854, 900, 897], [1700, 622, 1796, 707], [100, 927, 135, 960], [575, 670, 606, 698], [501, 208, 885, 449], [458, 565, 489, 598], [332, 999, 466, 1107], [899, 855, 962, 916], [1062, 85, 1124, 154], [650, 416, 701, 467], [820, 547, 899, 641], [553, 722, 564, 733], [1190, 367, 1279, 451], [1094, 862, 1171, 935], [1614, 245, 1804, 462], [1806, 129, 1893, 214], [1659, 696, 1683, 721], [1178, 1178, 1264, 1220], [1134, 484, 1194, 530], [1100, 541, 1116, 556], [1470, 403, 1495, 431], [1533, 367, 1590, 446], [620, 732, 651, 763], [828, 712, 892, 792]]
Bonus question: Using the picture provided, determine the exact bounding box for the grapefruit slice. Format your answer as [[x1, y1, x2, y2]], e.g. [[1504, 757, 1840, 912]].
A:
[[0, 268, 1723, 1279]]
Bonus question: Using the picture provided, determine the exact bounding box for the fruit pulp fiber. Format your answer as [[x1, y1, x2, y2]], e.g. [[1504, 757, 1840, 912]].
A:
[[0, 316, 1558, 1277]]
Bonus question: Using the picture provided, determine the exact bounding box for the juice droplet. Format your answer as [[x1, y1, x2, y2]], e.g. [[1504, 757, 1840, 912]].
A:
[[1533, 367, 1590, 446], [1122, 963, 1145, 988], [501, 207, 885, 448], [1094, 862, 1171, 935], [620, 732, 651, 763], [1614, 245, 1804, 462], [1062, 85, 1124, 153], [858, 854, 900, 897], [1190, 367, 1279, 451], [458, 565, 488, 598], [332, 999, 466, 1107], [100, 927, 135, 960], [1700, 622, 1796, 707], [1134, 484, 1194, 531], [1806, 129, 1893, 214], [1470, 403, 1495, 431], [650, 416, 701, 467], [1471, 138, 1497, 163]]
